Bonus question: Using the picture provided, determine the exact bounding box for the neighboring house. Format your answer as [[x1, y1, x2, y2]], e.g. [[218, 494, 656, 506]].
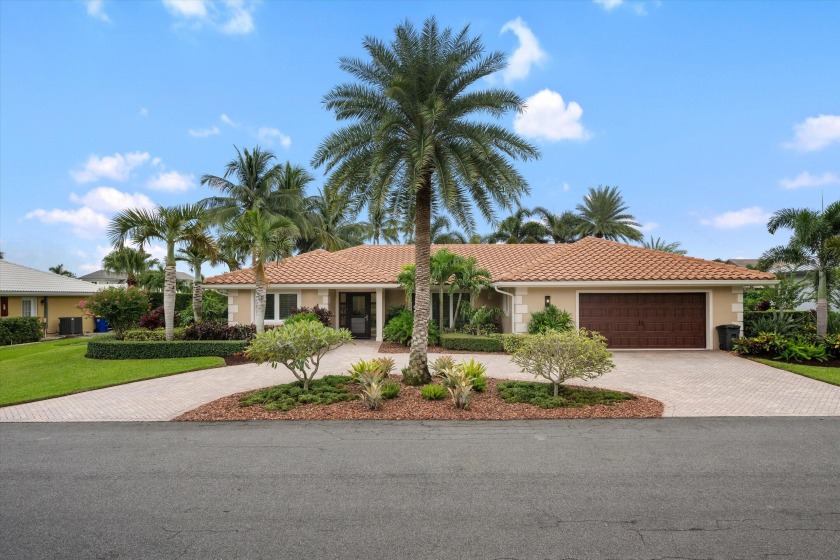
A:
[[204, 237, 776, 349], [78, 269, 194, 285], [0, 260, 100, 334], [726, 259, 819, 312]]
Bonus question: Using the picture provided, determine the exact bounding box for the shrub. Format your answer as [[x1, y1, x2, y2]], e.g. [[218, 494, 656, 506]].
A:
[[744, 310, 814, 337], [776, 337, 828, 362], [0, 317, 42, 345], [420, 383, 447, 400], [497, 381, 633, 409], [360, 381, 384, 410], [124, 327, 186, 341], [430, 355, 456, 375], [822, 333, 840, 358], [436, 364, 473, 409], [385, 305, 407, 324], [490, 333, 534, 354], [78, 287, 150, 340], [511, 329, 615, 397], [382, 309, 440, 346], [239, 375, 354, 411], [732, 333, 784, 356], [381, 381, 401, 399], [180, 290, 228, 324], [245, 321, 353, 391], [527, 305, 574, 335], [440, 333, 503, 352], [284, 312, 319, 326], [457, 304, 502, 336], [347, 357, 394, 386], [460, 358, 487, 392], [288, 305, 333, 328], [184, 321, 255, 341], [138, 306, 180, 330], [86, 336, 246, 359]]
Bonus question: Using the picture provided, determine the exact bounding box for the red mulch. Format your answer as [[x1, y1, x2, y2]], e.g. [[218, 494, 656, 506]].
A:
[[377, 341, 507, 355], [174, 376, 664, 421], [223, 353, 252, 366]]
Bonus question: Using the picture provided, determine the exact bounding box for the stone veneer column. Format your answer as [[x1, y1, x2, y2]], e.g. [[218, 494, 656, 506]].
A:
[[514, 287, 529, 334], [227, 289, 239, 325], [731, 286, 744, 335]]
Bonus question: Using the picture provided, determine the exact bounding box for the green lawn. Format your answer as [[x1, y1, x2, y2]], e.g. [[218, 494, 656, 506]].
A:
[[0, 338, 225, 407], [754, 358, 840, 387]]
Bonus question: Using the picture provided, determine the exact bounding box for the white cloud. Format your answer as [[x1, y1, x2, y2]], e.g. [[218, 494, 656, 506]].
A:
[[701, 207, 771, 229], [146, 171, 196, 192], [69, 187, 156, 213], [86, 0, 110, 22], [594, 0, 623, 11], [162, 0, 208, 18], [25, 207, 110, 239], [779, 171, 840, 190], [219, 0, 254, 34], [562, 182, 571, 192], [785, 114, 840, 152], [257, 127, 291, 148], [188, 125, 221, 138], [71, 151, 150, 183], [514, 89, 591, 142], [499, 17, 546, 84], [151, 157, 162, 167], [220, 113, 236, 126], [640, 222, 659, 232], [139, 107, 149, 117], [161, 0, 255, 34]]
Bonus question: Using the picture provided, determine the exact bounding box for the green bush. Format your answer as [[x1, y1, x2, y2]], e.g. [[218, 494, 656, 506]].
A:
[[381, 381, 401, 399], [79, 287, 150, 340], [527, 305, 574, 335], [239, 375, 355, 411], [123, 327, 187, 341], [382, 309, 440, 346], [490, 333, 535, 354], [460, 358, 487, 392], [440, 333, 503, 352], [733, 333, 784, 356], [420, 383, 447, 400], [744, 310, 814, 337], [0, 317, 42, 345], [86, 336, 246, 359], [456, 304, 502, 336], [284, 312, 319, 325], [497, 381, 632, 409], [180, 290, 228, 324], [775, 337, 828, 362]]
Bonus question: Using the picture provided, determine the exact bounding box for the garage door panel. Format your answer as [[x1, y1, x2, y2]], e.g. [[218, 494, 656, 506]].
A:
[[579, 293, 706, 349]]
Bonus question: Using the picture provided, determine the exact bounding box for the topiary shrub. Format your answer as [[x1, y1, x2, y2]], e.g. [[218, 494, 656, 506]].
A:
[[0, 317, 43, 345], [78, 287, 150, 340], [86, 336, 246, 359], [527, 305, 574, 335], [382, 309, 440, 346], [288, 305, 333, 328]]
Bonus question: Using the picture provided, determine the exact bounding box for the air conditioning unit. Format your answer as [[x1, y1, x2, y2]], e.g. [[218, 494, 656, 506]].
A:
[[59, 317, 83, 336]]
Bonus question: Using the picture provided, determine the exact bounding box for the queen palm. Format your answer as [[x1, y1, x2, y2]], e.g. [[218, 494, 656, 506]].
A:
[[219, 209, 299, 333], [487, 208, 548, 244], [313, 18, 539, 382], [642, 236, 687, 255], [108, 205, 214, 341], [49, 264, 76, 277], [759, 201, 840, 335], [576, 186, 644, 242], [102, 246, 157, 287]]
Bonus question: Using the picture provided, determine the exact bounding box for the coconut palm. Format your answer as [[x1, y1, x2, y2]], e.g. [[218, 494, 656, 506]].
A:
[[486, 208, 549, 244], [219, 209, 299, 333], [49, 264, 76, 277], [108, 205, 214, 341], [296, 187, 369, 252], [642, 236, 688, 255], [102, 246, 157, 287], [759, 201, 840, 335], [533, 208, 583, 244], [575, 186, 644, 243], [313, 18, 539, 382]]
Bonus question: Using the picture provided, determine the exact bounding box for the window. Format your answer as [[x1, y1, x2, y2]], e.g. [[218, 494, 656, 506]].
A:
[[263, 292, 298, 321], [21, 298, 36, 317]]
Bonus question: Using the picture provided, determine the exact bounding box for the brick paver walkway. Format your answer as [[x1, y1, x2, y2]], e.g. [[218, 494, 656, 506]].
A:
[[2, 342, 839, 421]]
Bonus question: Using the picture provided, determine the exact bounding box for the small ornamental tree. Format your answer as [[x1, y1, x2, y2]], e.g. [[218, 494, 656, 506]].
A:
[[511, 329, 615, 397], [79, 287, 150, 340], [245, 321, 353, 391]]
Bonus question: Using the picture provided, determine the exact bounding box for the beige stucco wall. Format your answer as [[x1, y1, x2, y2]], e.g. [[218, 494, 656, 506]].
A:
[[2, 295, 94, 335]]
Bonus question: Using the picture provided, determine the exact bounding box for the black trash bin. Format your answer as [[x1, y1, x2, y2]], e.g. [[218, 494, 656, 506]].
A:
[[716, 324, 741, 351]]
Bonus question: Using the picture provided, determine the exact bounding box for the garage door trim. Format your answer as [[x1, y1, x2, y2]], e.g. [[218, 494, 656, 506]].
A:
[[575, 289, 713, 350]]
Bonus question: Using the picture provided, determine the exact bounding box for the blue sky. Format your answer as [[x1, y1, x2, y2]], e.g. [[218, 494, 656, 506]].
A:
[[1, 0, 838, 277]]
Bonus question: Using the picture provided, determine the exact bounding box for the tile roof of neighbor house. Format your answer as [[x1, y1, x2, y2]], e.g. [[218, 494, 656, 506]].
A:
[[79, 269, 195, 282], [0, 261, 101, 295], [203, 237, 777, 286]]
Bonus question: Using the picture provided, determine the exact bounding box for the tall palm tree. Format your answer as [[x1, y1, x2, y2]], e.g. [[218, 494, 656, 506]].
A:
[[367, 202, 401, 245], [486, 208, 548, 244], [313, 18, 539, 383], [49, 264, 76, 277], [642, 236, 688, 255], [102, 246, 157, 287], [108, 205, 214, 341], [137, 264, 191, 294], [430, 215, 469, 244], [759, 201, 840, 335], [534, 208, 583, 244], [296, 187, 369, 252], [575, 186, 644, 243], [177, 241, 233, 323], [219, 209, 299, 333]]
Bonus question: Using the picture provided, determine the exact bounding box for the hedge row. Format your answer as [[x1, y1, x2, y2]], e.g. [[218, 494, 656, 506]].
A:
[[0, 317, 42, 345], [124, 328, 187, 341], [440, 333, 504, 352], [86, 336, 247, 359]]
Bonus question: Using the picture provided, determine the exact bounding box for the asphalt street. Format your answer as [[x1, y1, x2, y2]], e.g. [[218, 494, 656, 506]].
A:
[[1, 418, 838, 559]]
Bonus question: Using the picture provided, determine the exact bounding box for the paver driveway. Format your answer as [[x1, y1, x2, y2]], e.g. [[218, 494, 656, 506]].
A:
[[1, 342, 838, 421]]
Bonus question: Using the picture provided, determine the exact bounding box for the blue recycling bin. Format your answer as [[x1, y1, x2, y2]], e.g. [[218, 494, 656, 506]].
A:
[[95, 317, 109, 333]]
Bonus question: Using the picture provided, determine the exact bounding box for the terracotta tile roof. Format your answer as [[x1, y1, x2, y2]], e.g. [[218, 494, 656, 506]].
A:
[[203, 238, 776, 286]]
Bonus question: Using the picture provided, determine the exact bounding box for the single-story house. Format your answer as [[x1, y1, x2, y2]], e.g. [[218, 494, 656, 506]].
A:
[[78, 269, 194, 285], [203, 237, 777, 349], [0, 260, 100, 334]]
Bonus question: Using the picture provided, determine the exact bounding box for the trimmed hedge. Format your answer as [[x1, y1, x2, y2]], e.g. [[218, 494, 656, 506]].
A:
[[86, 335, 247, 359], [744, 310, 814, 337], [0, 317, 42, 345], [440, 333, 503, 352], [124, 328, 187, 341]]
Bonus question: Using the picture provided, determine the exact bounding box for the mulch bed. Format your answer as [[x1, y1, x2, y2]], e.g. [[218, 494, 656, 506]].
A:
[[223, 353, 252, 366], [174, 376, 663, 421], [377, 342, 507, 355]]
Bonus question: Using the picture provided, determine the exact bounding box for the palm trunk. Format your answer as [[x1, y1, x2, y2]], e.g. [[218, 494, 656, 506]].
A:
[[255, 276, 266, 334], [164, 262, 176, 342], [438, 284, 445, 332], [408, 176, 432, 384], [816, 267, 828, 336], [192, 263, 202, 324]]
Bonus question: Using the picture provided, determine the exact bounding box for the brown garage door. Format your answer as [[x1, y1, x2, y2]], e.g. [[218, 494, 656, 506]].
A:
[[579, 293, 706, 349]]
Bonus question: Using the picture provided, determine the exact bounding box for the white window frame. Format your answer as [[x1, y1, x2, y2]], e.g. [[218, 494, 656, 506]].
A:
[[21, 298, 37, 318], [261, 291, 301, 325]]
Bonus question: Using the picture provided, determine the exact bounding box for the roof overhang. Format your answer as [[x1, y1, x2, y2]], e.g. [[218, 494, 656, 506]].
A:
[[200, 283, 402, 290], [492, 279, 778, 287]]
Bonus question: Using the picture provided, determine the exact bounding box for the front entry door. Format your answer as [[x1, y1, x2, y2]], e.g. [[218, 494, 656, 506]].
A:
[[347, 293, 371, 339]]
